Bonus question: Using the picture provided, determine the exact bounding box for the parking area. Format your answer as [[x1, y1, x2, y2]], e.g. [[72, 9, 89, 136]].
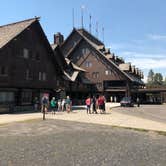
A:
[[112, 104, 166, 124]]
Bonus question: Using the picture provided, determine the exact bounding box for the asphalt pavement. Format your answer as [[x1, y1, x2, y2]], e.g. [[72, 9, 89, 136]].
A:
[[0, 119, 166, 166]]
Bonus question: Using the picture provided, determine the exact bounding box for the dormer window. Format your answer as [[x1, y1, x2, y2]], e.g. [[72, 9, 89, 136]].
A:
[[105, 70, 112, 75], [82, 48, 90, 55], [105, 70, 109, 75], [85, 61, 92, 67], [92, 72, 99, 78]]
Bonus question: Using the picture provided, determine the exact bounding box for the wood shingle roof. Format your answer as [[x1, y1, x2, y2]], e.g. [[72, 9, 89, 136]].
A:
[[63, 28, 144, 85], [0, 17, 39, 49]]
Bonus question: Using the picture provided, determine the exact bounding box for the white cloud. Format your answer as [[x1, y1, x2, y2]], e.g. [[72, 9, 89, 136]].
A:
[[147, 34, 166, 41], [120, 51, 166, 59], [130, 58, 166, 69], [117, 51, 166, 80], [143, 75, 148, 83], [108, 41, 166, 78]]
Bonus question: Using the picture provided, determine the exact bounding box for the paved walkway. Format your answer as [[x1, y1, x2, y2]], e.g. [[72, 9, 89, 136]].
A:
[[0, 103, 166, 132]]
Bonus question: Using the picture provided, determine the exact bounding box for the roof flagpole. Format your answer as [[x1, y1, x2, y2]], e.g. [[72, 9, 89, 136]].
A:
[[72, 8, 75, 28], [102, 27, 104, 43], [81, 5, 85, 28], [89, 14, 92, 33], [96, 21, 98, 38]]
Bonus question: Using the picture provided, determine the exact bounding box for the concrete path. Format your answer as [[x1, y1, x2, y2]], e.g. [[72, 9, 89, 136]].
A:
[[0, 103, 166, 132]]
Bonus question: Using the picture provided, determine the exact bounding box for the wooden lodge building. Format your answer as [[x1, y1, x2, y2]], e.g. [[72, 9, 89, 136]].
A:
[[59, 28, 145, 102], [0, 17, 165, 112], [0, 17, 89, 112], [0, 18, 70, 112]]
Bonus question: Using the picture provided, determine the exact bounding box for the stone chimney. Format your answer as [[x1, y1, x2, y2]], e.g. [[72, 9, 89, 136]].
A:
[[54, 32, 64, 45]]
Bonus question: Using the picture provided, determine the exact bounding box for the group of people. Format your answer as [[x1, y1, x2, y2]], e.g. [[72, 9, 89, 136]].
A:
[[85, 95, 106, 114], [34, 96, 72, 114]]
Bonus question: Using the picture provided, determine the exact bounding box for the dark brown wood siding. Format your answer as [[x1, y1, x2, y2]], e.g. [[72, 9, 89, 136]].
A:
[[68, 40, 126, 91], [0, 22, 61, 90], [61, 31, 82, 57]]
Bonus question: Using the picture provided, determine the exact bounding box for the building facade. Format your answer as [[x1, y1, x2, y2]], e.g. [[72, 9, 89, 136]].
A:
[[60, 28, 144, 102], [0, 18, 64, 112]]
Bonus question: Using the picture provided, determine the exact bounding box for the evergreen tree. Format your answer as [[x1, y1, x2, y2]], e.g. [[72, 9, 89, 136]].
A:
[[163, 77, 166, 85], [147, 69, 154, 85], [153, 73, 163, 85]]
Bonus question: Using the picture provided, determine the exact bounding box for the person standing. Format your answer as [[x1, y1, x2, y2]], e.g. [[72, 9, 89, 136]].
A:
[[61, 99, 66, 111], [34, 97, 39, 111], [103, 95, 106, 113], [66, 96, 72, 113], [97, 95, 105, 114], [92, 96, 97, 114], [57, 99, 62, 112], [136, 97, 140, 107], [41, 95, 49, 115], [86, 96, 91, 114], [50, 97, 56, 114]]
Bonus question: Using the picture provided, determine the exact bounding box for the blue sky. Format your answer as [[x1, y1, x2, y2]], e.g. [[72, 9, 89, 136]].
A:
[[0, 0, 166, 81]]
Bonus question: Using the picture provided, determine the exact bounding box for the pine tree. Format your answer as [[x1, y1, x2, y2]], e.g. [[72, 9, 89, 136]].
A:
[[153, 73, 163, 85], [147, 69, 154, 85], [163, 77, 166, 85]]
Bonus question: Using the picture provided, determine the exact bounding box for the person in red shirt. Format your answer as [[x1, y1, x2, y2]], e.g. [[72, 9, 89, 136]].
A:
[[97, 95, 105, 114], [85, 96, 91, 114]]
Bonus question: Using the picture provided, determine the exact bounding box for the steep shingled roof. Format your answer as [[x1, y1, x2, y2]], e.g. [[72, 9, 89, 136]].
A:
[[0, 17, 39, 49], [64, 28, 144, 85]]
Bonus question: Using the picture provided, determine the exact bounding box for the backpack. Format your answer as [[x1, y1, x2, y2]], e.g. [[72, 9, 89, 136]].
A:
[[86, 98, 91, 106], [42, 97, 48, 105]]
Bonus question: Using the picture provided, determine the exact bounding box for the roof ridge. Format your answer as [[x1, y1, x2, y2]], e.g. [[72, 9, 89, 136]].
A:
[[0, 17, 40, 29], [76, 30, 134, 81], [76, 28, 104, 46]]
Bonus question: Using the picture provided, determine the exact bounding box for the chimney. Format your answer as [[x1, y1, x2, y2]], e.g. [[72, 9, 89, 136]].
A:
[[54, 32, 64, 45]]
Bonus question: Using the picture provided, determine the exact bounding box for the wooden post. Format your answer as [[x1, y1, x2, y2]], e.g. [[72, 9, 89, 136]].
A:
[[42, 105, 46, 120], [126, 81, 131, 97]]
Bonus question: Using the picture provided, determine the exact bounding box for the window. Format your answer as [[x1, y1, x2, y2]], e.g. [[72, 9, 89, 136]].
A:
[[0, 66, 8, 76], [96, 83, 102, 88], [0, 92, 14, 104], [35, 52, 40, 61], [42, 72, 46, 81], [105, 70, 109, 75], [39, 72, 42, 80], [39, 72, 47, 81], [25, 69, 33, 80], [92, 72, 99, 79], [105, 70, 112, 75], [21, 91, 32, 104], [56, 80, 60, 86], [23, 48, 29, 59], [85, 61, 92, 67], [26, 69, 30, 80], [82, 48, 90, 55]]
